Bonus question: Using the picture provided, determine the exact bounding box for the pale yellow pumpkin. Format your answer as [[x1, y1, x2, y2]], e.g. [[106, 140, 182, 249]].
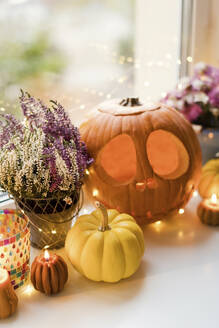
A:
[[198, 159, 219, 199], [65, 203, 145, 283]]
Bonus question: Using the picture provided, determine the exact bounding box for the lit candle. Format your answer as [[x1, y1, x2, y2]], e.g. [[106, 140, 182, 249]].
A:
[[44, 250, 50, 261], [0, 268, 18, 319], [31, 251, 68, 295], [197, 193, 219, 225]]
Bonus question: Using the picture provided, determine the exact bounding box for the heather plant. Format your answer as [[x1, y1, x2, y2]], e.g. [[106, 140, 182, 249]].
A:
[[0, 91, 92, 199]]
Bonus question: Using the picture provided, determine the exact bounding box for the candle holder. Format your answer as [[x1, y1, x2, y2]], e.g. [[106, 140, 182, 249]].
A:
[[0, 209, 30, 290]]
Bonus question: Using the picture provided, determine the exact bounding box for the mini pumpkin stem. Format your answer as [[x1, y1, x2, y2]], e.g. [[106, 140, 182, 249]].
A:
[[95, 201, 110, 231]]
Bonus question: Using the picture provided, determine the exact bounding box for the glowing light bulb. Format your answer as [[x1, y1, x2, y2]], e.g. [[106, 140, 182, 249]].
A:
[[161, 92, 167, 98], [44, 245, 49, 250], [193, 190, 198, 197], [144, 81, 150, 87], [38, 228, 42, 232], [106, 94, 111, 99], [24, 284, 35, 296], [118, 77, 124, 83], [51, 230, 56, 234], [155, 220, 162, 226], [178, 208, 184, 214], [187, 56, 193, 63], [208, 132, 214, 139], [44, 250, 50, 260], [153, 220, 162, 232], [0, 107, 5, 112], [92, 189, 98, 197], [165, 53, 172, 60], [127, 57, 133, 63], [85, 169, 90, 175], [80, 105, 85, 109], [147, 61, 153, 67]]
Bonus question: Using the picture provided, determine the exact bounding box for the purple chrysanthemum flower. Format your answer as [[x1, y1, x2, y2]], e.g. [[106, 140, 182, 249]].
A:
[[208, 86, 219, 107], [161, 62, 219, 124], [182, 104, 203, 122]]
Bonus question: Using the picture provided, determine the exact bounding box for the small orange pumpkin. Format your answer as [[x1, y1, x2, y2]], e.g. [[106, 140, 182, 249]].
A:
[[80, 97, 202, 225], [0, 269, 18, 319]]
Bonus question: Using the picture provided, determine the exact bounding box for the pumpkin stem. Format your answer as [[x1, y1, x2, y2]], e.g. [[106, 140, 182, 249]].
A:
[[95, 201, 110, 231], [119, 97, 142, 107]]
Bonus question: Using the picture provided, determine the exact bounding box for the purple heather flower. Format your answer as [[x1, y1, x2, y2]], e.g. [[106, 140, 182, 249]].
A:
[[0, 91, 93, 197], [20, 91, 46, 130], [0, 114, 23, 148]]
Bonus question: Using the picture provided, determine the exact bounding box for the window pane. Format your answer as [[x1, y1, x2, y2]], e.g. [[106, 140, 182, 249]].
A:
[[0, 0, 134, 122]]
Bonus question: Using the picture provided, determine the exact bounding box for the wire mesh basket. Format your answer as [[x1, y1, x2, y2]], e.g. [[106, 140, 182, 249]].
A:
[[15, 190, 82, 249]]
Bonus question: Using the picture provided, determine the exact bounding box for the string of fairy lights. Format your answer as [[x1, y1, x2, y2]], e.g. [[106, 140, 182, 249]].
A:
[[0, 44, 217, 250]]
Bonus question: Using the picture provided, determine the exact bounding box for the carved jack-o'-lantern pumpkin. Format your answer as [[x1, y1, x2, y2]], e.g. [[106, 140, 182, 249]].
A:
[[80, 98, 202, 225]]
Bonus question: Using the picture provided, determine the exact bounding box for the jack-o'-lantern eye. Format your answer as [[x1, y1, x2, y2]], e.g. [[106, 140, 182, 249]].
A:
[[146, 129, 190, 180], [99, 134, 137, 184]]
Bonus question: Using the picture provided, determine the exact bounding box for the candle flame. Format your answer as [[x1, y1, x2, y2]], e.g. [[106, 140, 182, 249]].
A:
[[211, 193, 217, 205], [44, 250, 50, 260]]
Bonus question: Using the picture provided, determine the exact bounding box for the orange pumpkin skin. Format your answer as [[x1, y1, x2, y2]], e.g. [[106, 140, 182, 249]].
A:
[[31, 254, 68, 295], [80, 98, 202, 225], [0, 270, 18, 319]]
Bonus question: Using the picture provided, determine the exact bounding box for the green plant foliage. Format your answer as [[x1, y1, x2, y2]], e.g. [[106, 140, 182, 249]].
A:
[[0, 33, 66, 87]]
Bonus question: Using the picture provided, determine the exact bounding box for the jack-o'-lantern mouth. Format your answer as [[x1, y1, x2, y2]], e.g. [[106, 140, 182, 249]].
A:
[[135, 178, 158, 191]]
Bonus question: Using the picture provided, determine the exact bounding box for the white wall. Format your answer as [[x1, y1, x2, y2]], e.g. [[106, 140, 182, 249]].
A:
[[135, 0, 182, 101], [192, 0, 219, 67]]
